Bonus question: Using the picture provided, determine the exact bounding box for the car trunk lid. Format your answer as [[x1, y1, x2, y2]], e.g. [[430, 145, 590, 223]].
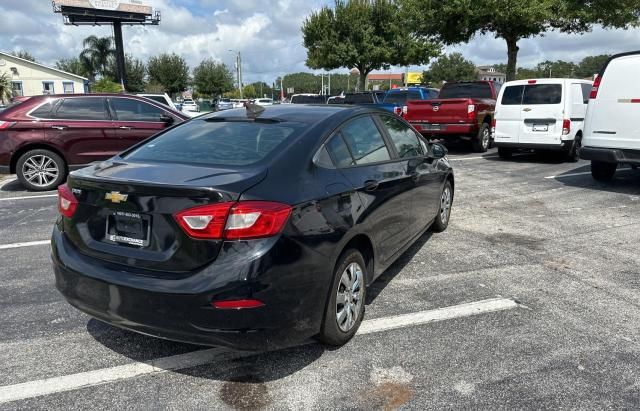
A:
[[63, 160, 267, 274]]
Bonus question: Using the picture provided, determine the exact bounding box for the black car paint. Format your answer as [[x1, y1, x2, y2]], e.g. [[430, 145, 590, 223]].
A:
[[52, 105, 454, 350]]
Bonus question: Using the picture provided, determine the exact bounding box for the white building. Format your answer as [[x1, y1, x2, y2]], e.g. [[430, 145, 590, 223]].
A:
[[0, 51, 88, 100], [476, 66, 506, 84]]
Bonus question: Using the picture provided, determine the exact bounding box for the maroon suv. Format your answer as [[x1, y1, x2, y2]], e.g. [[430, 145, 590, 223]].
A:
[[0, 94, 188, 191]]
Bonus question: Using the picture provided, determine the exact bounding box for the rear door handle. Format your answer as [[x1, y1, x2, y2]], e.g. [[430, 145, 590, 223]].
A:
[[522, 108, 532, 112], [50, 125, 68, 130], [118, 126, 133, 130], [363, 180, 379, 192]]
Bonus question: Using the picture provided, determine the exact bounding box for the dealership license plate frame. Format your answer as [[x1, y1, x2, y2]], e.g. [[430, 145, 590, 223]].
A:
[[105, 211, 151, 247]]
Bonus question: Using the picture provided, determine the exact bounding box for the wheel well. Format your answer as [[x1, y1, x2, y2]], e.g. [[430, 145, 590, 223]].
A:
[[482, 115, 492, 125], [10, 144, 67, 174], [340, 234, 374, 282]]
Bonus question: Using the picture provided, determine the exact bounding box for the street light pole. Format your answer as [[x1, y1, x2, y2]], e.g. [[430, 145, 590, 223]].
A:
[[229, 50, 243, 99]]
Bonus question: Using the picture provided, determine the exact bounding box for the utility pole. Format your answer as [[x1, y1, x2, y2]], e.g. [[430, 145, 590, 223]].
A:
[[328, 73, 331, 96]]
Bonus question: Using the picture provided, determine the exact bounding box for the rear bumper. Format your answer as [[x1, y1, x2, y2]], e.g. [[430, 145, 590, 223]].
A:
[[493, 141, 572, 151], [410, 122, 477, 137], [51, 226, 330, 351], [580, 146, 640, 165]]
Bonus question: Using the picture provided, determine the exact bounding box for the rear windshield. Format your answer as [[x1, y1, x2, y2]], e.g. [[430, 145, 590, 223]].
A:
[[522, 84, 562, 105], [291, 95, 326, 104], [383, 91, 423, 104], [438, 83, 493, 99], [344, 94, 376, 104], [123, 119, 305, 166]]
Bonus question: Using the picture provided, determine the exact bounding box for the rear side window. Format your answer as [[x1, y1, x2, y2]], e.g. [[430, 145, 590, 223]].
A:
[[143, 96, 171, 107], [124, 120, 304, 166], [439, 83, 492, 99], [340, 116, 391, 165], [380, 116, 424, 158], [30, 100, 56, 118], [112, 98, 165, 122], [326, 134, 355, 168], [501, 85, 524, 105], [291, 95, 326, 104], [54, 98, 108, 120], [522, 84, 562, 105]]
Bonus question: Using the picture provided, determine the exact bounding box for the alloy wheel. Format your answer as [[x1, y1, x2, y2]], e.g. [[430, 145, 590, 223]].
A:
[[336, 262, 364, 332], [482, 128, 490, 150], [22, 155, 59, 188], [440, 186, 452, 225]]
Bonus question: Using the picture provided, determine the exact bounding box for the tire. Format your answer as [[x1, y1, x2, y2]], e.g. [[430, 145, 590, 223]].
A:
[[317, 249, 367, 346], [567, 136, 582, 163], [430, 180, 453, 233], [498, 147, 513, 160], [16, 149, 67, 191], [591, 161, 617, 182], [471, 123, 490, 153]]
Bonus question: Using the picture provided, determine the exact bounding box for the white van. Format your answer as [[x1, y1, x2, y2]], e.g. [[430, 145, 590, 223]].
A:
[[493, 78, 592, 161], [581, 51, 640, 181]]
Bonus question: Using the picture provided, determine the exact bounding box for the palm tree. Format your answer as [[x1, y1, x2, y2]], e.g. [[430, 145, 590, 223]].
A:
[[0, 73, 12, 104], [80, 35, 115, 79]]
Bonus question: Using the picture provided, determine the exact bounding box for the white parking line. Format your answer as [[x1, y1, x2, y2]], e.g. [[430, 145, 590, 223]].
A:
[[544, 168, 631, 179], [0, 240, 50, 250], [0, 298, 519, 404], [448, 155, 499, 161]]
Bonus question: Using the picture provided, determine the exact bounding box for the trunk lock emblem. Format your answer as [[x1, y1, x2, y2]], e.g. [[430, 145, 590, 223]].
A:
[[433, 106, 439, 112], [105, 191, 129, 203]]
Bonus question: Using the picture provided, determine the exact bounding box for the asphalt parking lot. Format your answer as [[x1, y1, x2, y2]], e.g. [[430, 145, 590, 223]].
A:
[[1, 148, 639, 410]]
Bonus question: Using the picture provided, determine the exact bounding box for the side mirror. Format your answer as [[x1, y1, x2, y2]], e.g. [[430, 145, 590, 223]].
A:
[[429, 143, 447, 160], [160, 114, 174, 125]]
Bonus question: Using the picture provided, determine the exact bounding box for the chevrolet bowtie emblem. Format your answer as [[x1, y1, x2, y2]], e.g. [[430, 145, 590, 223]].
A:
[[105, 191, 128, 203]]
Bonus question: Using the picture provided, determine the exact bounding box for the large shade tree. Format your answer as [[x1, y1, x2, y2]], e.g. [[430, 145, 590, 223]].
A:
[[404, 0, 640, 81], [147, 53, 190, 97], [192, 59, 234, 98], [422, 52, 476, 85], [302, 0, 440, 90]]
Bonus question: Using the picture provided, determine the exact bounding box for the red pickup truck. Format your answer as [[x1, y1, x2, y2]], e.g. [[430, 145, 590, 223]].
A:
[[405, 81, 499, 152]]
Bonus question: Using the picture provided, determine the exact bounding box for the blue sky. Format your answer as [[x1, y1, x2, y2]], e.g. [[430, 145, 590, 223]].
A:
[[2, 0, 640, 83]]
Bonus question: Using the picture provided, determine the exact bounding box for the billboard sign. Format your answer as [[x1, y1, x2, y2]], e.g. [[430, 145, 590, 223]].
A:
[[406, 72, 423, 84], [53, 0, 152, 15]]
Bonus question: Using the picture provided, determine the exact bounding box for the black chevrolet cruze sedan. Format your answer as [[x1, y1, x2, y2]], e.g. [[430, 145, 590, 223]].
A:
[[52, 104, 454, 350]]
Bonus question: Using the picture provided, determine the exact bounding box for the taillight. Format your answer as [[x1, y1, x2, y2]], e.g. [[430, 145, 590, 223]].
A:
[[174, 202, 233, 239], [393, 106, 402, 116], [590, 75, 602, 99], [224, 201, 292, 240], [0, 121, 15, 130], [528, 80, 537, 84], [212, 299, 265, 309], [491, 118, 496, 133], [174, 201, 292, 240], [57, 184, 78, 218], [467, 104, 475, 121], [401, 105, 407, 117], [562, 119, 571, 135]]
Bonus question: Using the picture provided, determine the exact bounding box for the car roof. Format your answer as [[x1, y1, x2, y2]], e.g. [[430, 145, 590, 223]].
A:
[[501, 78, 593, 86], [199, 104, 382, 124]]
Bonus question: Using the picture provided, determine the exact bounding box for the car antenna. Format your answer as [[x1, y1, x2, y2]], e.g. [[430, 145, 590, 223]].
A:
[[246, 103, 265, 118]]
